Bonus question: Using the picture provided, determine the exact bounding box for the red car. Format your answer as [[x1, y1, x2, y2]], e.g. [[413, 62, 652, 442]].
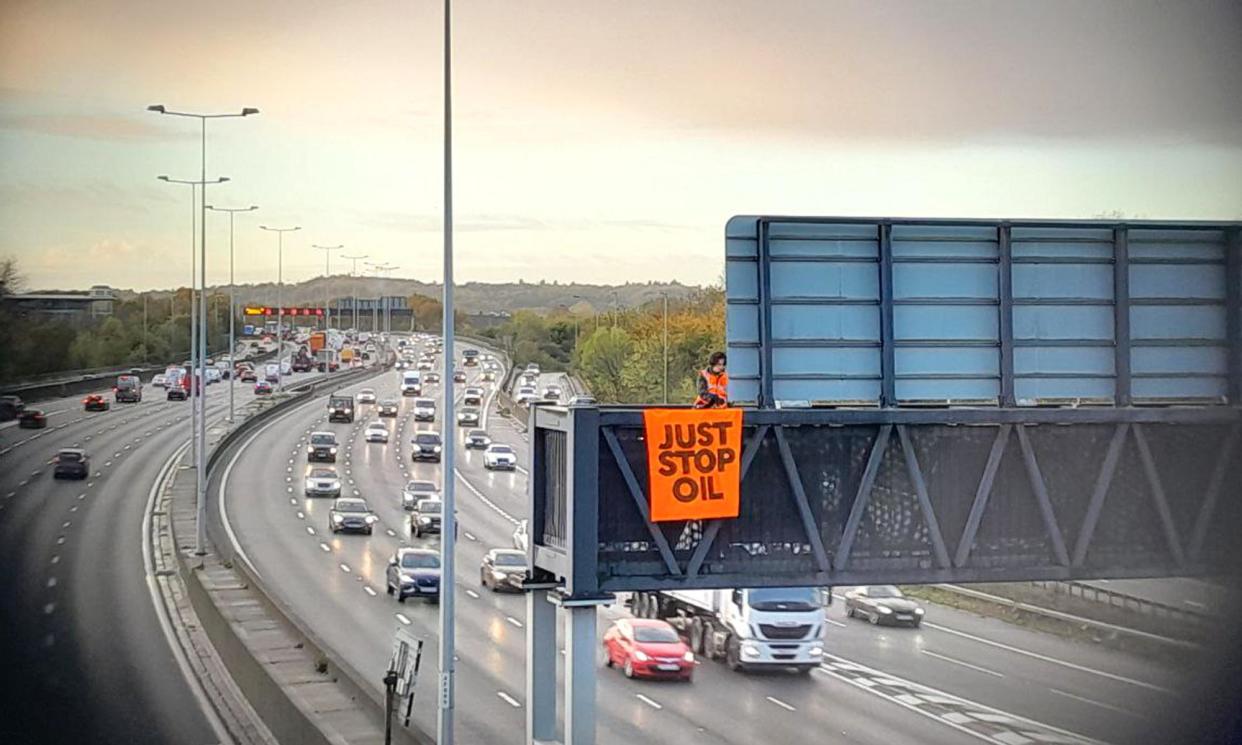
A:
[[83, 394, 110, 412], [18, 409, 48, 429], [602, 619, 695, 681], [254, 380, 273, 395], [238, 367, 257, 382]]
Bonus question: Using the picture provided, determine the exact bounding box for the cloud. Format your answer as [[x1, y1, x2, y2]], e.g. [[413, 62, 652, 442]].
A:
[[0, 113, 191, 142]]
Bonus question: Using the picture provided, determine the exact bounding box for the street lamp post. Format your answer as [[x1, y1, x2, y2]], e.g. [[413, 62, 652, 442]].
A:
[[150, 104, 257, 556], [207, 204, 258, 423], [342, 254, 368, 332], [661, 293, 670, 404], [158, 175, 228, 557], [439, 2, 457, 742], [313, 244, 344, 329], [261, 226, 301, 391]]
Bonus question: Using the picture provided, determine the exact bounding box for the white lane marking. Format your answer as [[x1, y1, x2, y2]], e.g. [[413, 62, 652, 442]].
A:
[[464, 531, 476, 541], [923, 621, 1173, 694], [396, 613, 412, 625], [56, 536, 66, 545], [386, 529, 397, 537], [506, 616, 523, 628], [1048, 687, 1149, 720], [825, 618, 847, 628], [364, 586, 378, 597], [296, 511, 305, 519], [339, 563, 351, 573], [497, 691, 521, 708], [46, 577, 58, 588], [766, 696, 796, 711], [920, 649, 1004, 678], [319, 542, 331, 552], [455, 468, 519, 525], [290, 498, 298, 505], [43, 602, 55, 615], [69, 506, 78, 513], [636, 693, 662, 710], [1184, 599, 1206, 609], [465, 589, 480, 599], [18, 480, 27, 486], [307, 526, 316, 536], [50, 555, 59, 565], [61, 521, 71, 529]]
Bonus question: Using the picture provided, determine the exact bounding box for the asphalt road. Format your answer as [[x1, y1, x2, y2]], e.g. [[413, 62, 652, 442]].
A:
[[0, 364, 326, 745], [220, 335, 1202, 745]]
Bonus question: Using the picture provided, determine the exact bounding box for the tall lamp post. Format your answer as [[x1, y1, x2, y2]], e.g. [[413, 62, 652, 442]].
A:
[[313, 244, 343, 329], [158, 174, 228, 557], [149, 104, 258, 556], [207, 204, 258, 423], [260, 226, 301, 391], [342, 254, 368, 332], [439, 1, 457, 742], [660, 293, 670, 404]]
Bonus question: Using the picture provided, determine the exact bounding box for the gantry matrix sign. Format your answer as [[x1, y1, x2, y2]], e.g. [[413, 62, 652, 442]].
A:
[[642, 408, 743, 522]]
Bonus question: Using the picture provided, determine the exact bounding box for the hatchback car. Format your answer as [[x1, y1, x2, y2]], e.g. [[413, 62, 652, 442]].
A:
[[254, 380, 273, 395], [386, 548, 441, 603], [603, 619, 694, 681], [357, 388, 377, 404], [480, 549, 527, 592], [365, 421, 390, 443], [410, 431, 443, 462], [483, 444, 517, 470], [378, 400, 399, 417], [151, 374, 168, 388], [83, 394, 110, 412], [464, 429, 491, 449], [542, 386, 562, 401], [401, 480, 439, 511], [52, 448, 89, 479], [328, 497, 377, 534], [167, 385, 189, 401], [18, 409, 47, 429], [239, 367, 258, 382], [410, 498, 442, 538], [844, 585, 925, 627], [304, 467, 342, 498], [307, 432, 339, 462], [424, 372, 441, 384]]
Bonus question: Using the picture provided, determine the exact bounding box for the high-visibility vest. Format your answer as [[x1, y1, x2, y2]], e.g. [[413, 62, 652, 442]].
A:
[[695, 369, 729, 408]]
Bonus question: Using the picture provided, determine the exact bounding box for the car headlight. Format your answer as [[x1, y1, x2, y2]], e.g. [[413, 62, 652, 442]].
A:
[[878, 606, 893, 614], [492, 570, 507, 579], [432, 446, 441, 453], [306, 446, 314, 454], [914, 608, 924, 615], [329, 447, 338, 454], [741, 643, 761, 658], [682, 651, 695, 663], [633, 650, 649, 662], [419, 517, 431, 524], [365, 516, 377, 524], [332, 514, 344, 523], [809, 645, 824, 656]]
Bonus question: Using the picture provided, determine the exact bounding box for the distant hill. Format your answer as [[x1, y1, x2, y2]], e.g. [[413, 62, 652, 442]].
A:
[[114, 277, 704, 314]]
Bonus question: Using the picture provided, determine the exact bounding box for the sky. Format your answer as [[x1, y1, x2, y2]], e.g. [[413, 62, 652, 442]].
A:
[[1, 0, 1240, 292]]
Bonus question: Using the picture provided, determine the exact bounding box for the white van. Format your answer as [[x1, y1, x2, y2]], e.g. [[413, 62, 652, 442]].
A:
[[401, 370, 422, 397]]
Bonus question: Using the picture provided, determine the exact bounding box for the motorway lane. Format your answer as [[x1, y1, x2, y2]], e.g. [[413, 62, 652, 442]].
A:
[[0, 381, 236, 744], [224, 346, 980, 745], [0, 367, 328, 745]]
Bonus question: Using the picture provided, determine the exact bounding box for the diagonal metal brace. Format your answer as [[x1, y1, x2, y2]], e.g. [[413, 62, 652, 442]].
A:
[[774, 427, 831, 572], [897, 425, 951, 569], [686, 424, 770, 578], [835, 424, 892, 570], [601, 427, 680, 576], [954, 425, 1011, 568], [1131, 424, 1186, 568], [1187, 424, 1241, 562]]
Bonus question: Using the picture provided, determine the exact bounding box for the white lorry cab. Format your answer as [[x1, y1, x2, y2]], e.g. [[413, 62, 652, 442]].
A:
[[632, 586, 825, 674]]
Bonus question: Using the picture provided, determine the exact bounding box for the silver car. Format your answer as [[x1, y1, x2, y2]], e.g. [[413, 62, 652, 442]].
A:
[[402, 480, 440, 511], [304, 467, 342, 498]]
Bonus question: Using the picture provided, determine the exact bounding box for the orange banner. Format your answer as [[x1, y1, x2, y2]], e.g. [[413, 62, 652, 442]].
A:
[[643, 408, 744, 522]]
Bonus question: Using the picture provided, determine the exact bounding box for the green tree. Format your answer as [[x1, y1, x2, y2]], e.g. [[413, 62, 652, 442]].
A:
[[576, 326, 634, 402]]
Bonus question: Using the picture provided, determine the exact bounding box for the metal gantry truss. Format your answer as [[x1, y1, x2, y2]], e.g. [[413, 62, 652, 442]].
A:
[[529, 405, 1242, 596]]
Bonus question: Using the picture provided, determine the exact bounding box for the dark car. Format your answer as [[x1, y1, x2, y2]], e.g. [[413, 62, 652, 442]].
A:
[[480, 549, 527, 592], [53, 448, 89, 479], [167, 385, 188, 401], [83, 394, 110, 412], [453, 370, 466, 383], [328, 497, 377, 534], [327, 394, 354, 423], [844, 585, 924, 627], [0, 395, 25, 421], [424, 372, 441, 384], [386, 548, 441, 603], [378, 399, 399, 417], [410, 431, 442, 462], [115, 374, 143, 403], [464, 429, 491, 449], [410, 498, 442, 538], [307, 432, 339, 463], [18, 409, 47, 429]]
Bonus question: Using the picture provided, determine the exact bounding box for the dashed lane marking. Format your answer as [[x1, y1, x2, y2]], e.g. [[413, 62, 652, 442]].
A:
[[364, 586, 377, 597], [319, 542, 331, 552], [497, 691, 521, 708], [636, 694, 662, 710], [465, 589, 479, 599], [766, 696, 796, 712], [506, 616, 523, 628], [396, 613, 412, 626]]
